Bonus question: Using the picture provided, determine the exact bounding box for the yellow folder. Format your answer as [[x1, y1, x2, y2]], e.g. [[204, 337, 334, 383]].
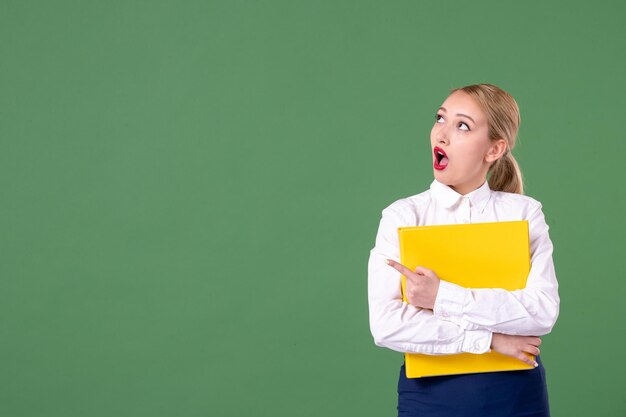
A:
[[398, 220, 533, 378]]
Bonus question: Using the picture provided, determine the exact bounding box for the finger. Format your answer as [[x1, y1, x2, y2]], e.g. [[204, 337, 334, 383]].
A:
[[517, 352, 538, 368], [405, 273, 420, 284], [524, 344, 540, 356], [385, 259, 415, 278], [526, 337, 541, 347], [413, 266, 433, 276]]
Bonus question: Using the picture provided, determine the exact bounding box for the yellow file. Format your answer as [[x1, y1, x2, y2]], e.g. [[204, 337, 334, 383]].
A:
[[398, 220, 534, 378]]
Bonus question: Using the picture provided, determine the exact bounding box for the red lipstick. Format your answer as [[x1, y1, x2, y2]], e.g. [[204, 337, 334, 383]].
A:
[[433, 147, 449, 170]]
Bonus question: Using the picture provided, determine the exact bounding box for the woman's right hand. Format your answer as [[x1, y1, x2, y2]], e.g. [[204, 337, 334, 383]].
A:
[[490, 333, 541, 367]]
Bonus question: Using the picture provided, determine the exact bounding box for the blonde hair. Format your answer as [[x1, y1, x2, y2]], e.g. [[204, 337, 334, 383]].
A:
[[451, 84, 524, 195]]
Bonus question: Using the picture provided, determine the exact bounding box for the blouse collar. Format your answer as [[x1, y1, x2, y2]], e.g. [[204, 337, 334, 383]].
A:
[[429, 179, 492, 212]]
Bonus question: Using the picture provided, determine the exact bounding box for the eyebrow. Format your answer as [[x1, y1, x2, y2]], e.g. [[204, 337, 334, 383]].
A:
[[438, 107, 476, 124]]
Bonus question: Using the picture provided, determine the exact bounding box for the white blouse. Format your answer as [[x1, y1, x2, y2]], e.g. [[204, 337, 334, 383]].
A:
[[367, 179, 560, 355]]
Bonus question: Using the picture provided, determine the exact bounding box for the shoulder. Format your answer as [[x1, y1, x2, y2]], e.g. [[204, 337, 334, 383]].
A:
[[380, 189, 432, 223], [490, 190, 545, 219], [491, 190, 542, 209]]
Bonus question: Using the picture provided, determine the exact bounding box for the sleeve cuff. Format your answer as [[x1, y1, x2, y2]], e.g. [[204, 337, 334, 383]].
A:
[[433, 280, 468, 322], [461, 329, 492, 354]]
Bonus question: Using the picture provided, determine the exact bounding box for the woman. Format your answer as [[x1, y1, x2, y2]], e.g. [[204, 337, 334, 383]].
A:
[[367, 84, 560, 416]]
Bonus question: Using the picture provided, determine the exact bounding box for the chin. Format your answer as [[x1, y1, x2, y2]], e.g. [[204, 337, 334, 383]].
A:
[[434, 173, 460, 191], [433, 170, 450, 184]]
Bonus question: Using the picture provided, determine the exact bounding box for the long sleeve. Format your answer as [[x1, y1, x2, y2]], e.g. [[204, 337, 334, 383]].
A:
[[433, 203, 560, 336], [368, 205, 493, 355]]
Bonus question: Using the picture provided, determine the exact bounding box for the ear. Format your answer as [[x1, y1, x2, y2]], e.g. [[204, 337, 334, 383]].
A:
[[485, 139, 508, 164]]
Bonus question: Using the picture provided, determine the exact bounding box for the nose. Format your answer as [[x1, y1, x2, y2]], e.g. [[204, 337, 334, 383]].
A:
[[434, 126, 449, 145]]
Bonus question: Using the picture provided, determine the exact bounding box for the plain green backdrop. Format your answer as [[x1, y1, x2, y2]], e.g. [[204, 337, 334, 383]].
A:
[[1, 1, 625, 416]]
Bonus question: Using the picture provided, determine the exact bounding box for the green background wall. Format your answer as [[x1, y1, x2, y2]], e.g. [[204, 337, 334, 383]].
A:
[[1, 1, 624, 416]]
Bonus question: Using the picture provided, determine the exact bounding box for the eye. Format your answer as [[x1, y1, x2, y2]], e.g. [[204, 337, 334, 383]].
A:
[[435, 114, 445, 123], [458, 122, 470, 131]]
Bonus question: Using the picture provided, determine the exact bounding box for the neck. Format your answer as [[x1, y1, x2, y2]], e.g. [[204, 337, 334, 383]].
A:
[[449, 179, 486, 196]]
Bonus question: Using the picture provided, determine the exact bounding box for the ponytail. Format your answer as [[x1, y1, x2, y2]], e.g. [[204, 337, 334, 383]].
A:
[[488, 152, 524, 195]]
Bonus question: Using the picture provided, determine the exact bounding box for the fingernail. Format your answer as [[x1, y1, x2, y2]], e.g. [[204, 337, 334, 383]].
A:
[[385, 259, 391, 265], [533, 362, 538, 367]]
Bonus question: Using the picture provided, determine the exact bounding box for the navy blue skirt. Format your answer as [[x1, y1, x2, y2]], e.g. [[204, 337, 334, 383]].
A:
[[397, 356, 550, 417]]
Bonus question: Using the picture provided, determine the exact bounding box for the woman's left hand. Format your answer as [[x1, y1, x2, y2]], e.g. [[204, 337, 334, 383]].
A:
[[385, 259, 441, 309]]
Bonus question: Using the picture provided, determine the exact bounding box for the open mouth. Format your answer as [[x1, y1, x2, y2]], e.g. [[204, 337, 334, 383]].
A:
[[433, 147, 449, 170]]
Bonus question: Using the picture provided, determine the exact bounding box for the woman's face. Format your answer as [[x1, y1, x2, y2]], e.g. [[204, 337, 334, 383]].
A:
[[430, 91, 504, 195]]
